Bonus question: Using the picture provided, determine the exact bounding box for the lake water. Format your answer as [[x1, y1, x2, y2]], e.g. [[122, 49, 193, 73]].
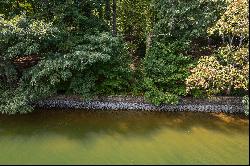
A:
[[0, 109, 249, 164]]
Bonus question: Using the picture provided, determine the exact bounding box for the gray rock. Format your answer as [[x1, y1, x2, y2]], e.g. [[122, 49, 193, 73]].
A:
[[32, 95, 244, 114]]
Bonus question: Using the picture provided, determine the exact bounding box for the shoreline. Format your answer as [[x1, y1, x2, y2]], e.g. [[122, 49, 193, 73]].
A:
[[33, 95, 244, 114]]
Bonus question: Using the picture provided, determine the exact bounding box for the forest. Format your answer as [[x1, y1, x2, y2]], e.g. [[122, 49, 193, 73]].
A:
[[0, 0, 249, 114]]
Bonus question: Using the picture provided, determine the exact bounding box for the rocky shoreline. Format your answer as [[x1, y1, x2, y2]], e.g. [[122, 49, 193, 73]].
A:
[[33, 95, 244, 114]]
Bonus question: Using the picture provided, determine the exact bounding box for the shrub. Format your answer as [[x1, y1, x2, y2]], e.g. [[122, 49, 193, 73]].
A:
[[0, 14, 61, 60], [143, 42, 192, 105], [141, 0, 228, 105], [186, 0, 249, 97], [0, 15, 132, 114], [186, 46, 249, 96]]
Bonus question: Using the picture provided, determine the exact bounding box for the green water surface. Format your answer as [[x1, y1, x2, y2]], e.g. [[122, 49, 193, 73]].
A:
[[0, 110, 249, 164]]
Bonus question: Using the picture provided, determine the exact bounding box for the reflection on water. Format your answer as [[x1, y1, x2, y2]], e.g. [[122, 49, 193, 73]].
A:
[[0, 109, 249, 164]]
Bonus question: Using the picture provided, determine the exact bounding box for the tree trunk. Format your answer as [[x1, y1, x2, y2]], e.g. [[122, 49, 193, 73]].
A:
[[105, 0, 111, 21], [226, 84, 232, 95], [112, 0, 117, 36], [229, 35, 234, 50], [146, 31, 153, 54], [239, 35, 244, 48], [97, 2, 103, 18]]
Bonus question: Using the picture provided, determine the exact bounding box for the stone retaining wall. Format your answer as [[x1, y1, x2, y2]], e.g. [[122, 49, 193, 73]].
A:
[[33, 95, 244, 114]]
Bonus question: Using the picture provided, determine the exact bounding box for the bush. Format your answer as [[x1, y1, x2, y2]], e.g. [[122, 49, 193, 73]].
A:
[[0, 14, 61, 60], [141, 0, 228, 105], [186, 0, 249, 97], [186, 46, 249, 96], [143, 77, 179, 105], [143, 42, 192, 105], [0, 14, 132, 114]]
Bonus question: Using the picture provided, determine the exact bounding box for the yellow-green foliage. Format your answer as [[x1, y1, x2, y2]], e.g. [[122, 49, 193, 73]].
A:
[[208, 0, 249, 38], [186, 0, 249, 97], [186, 46, 249, 96], [117, 0, 153, 56], [142, 0, 227, 105]]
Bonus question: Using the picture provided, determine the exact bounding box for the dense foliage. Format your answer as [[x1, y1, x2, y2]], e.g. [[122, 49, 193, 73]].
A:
[[151, 0, 228, 49], [0, 0, 132, 114], [116, 0, 153, 57], [143, 42, 192, 105], [186, 0, 249, 97], [186, 47, 249, 97], [142, 0, 229, 105], [208, 0, 249, 45], [0, 0, 249, 114]]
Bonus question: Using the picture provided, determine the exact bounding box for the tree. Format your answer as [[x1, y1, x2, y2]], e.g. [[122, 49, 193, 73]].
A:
[[105, 0, 111, 26], [186, 0, 249, 96], [116, 0, 153, 57], [142, 0, 228, 105], [0, 0, 132, 114], [112, 0, 117, 36]]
